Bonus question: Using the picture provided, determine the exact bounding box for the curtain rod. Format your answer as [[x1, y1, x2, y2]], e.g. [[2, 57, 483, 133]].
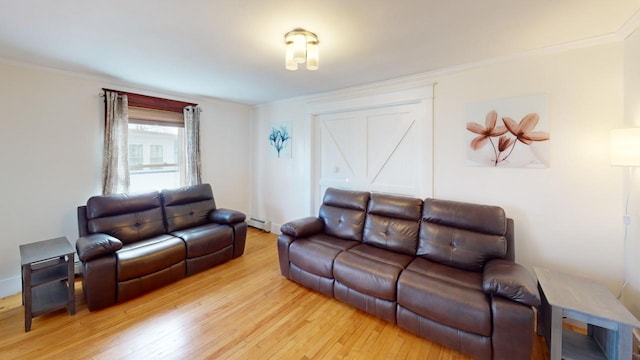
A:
[[100, 88, 199, 113]]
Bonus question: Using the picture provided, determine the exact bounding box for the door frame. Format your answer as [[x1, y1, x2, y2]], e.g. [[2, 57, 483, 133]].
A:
[[305, 85, 435, 214]]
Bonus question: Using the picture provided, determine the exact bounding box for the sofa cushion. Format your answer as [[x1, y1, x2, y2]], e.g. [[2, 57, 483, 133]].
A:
[[86, 191, 162, 219], [162, 184, 216, 232], [347, 244, 414, 269], [319, 188, 370, 241], [363, 193, 422, 255], [171, 223, 233, 259], [334, 245, 412, 301], [303, 233, 361, 252], [417, 198, 507, 272], [87, 191, 166, 245], [116, 235, 185, 281], [289, 237, 351, 278], [422, 198, 507, 235], [397, 267, 492, 337], [405, 257, 483, 291], [322, 187, 370, 210]]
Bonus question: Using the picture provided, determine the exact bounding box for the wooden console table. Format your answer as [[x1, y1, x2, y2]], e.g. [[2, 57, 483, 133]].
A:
[[535, 267, 640, 360], [19, 237, 76, 332]]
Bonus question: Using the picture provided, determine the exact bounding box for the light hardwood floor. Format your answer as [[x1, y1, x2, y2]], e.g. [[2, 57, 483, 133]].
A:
[[0, 228, 550, 359]]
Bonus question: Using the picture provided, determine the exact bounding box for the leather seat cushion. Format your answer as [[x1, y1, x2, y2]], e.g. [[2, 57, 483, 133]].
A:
[[304, 233, 360, 251], [117, 235, 185, 281], [347, 244, 413, 269], [171, 223, 233, 258], [397, 265, 491, 337], [289, 239, 344, 278], [334, 245, 412, 301], [405, 257, 483, 291]]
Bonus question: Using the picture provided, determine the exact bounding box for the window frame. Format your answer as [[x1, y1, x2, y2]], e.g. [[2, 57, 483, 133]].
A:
[[103, 88, 198, 193]]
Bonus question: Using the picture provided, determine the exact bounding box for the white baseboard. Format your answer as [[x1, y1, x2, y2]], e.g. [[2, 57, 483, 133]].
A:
[[0, 276, 21, 298], [270, 222, 282, 235]]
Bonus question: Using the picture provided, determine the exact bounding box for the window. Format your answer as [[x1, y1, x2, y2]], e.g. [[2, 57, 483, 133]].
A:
[[150, 145, 164, 164], [102, 88, 199, 195], [127, 110, 185, 194], [128, 144, 143, 166]]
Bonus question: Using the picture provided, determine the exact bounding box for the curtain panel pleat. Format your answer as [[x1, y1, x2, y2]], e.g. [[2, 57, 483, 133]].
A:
[[102, 91, 130, 194], [184, 106, 202, 186]]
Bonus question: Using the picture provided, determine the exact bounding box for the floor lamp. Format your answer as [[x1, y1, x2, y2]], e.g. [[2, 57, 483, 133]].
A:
[[610, 127, 640, 299]]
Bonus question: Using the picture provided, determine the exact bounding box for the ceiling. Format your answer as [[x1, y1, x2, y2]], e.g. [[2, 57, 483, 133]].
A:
[[1, 1, 639, 105]]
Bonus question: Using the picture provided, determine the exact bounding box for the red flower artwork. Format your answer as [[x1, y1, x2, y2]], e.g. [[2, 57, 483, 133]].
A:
[[467, 111, 549, 166]]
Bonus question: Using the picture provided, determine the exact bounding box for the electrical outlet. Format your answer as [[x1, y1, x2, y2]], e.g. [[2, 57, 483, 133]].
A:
[[624, 215, 631, 225]]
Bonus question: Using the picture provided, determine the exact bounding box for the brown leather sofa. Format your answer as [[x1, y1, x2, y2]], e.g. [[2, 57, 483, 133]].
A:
[[277, 188, 540, 360], [76, 183, 247, 311]]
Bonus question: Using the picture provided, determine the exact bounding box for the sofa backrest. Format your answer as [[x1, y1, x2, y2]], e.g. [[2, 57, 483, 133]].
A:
[[417, 198, 509, 272], [363, 193, 423, 255], [319, 188, 370, 241], [162, 183, 216, 232], [85, 191, 166, 244]]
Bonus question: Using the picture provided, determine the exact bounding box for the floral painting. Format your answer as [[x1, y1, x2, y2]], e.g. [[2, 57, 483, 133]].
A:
[[269, 121, 292, 158], [466, 94, 550, 168]]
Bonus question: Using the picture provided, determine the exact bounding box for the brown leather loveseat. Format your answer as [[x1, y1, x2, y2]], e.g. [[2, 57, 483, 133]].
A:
[[76, 183, 247, 311], [277, 187, 540, 360]]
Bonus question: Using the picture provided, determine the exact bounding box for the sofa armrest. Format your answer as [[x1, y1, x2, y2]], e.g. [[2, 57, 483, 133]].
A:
[[280, 217, 324, 238], [76, 233, 123, 261], [482, 259, 540, 307], [209, 208, 246, 224]]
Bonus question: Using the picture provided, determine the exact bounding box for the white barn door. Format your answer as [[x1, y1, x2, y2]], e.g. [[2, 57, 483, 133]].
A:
[[310, 86, 434, 212]]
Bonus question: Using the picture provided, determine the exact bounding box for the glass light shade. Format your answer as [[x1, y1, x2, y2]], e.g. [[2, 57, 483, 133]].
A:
[[306, 42, 319, 70], [285, 43, 298, 71], [293, 34, 307, 63], [611, 127, 640, 166]]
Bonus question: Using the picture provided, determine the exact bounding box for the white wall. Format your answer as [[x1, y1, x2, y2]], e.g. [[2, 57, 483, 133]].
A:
[[0, 60, 251, 297], [623, 27, 640, 318], [250, 99, 313, 228], [432, 43, 624, 288], [251, 42, 627, 296]]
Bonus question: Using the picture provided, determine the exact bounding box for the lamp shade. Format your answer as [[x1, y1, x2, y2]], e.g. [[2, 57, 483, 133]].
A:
[[292, 34, 307, 63], [306, 42, 319, 70], [284, 29, 319, 71], [285, 43, 298, 71], [611, 127, 640, 166]]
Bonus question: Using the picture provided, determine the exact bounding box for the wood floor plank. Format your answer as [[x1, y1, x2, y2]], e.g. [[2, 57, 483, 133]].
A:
[[0, 228, 549, 359]]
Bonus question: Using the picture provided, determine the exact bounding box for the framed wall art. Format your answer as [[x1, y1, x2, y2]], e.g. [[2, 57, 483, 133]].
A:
[[466, 94, 550, 168], [269, 121, 292, 158]]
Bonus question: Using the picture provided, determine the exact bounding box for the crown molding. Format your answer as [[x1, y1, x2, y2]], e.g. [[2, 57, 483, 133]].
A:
[[0, 56, 246, 106], [617, 8, 640, 40]]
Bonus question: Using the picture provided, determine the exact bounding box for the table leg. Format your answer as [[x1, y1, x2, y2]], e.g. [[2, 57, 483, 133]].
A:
[[22, 264, 32, 332], [549, 305, 563, 360], [617, 325, 632, 360], [67, 254, 75, 315]]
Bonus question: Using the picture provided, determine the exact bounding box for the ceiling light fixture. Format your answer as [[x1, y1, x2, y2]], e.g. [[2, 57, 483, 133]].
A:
[[285, 29, 319, 71]]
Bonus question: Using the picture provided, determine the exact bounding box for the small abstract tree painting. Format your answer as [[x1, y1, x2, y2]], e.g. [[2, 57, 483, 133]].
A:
[[466, 94, 550, 168], [269, 122, 292, 158]]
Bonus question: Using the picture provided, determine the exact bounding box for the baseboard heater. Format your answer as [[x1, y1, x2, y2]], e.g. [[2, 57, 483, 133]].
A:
[[247, 216, 271, 232]]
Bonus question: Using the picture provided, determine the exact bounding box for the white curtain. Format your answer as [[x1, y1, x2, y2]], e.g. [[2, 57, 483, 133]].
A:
[[102, 91, 129, 194], [184, 106, 202, 186]]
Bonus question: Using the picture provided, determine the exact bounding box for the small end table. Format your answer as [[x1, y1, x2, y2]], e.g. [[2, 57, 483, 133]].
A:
[[19, 237, 76, 332], [535, 266, 640, 360]]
